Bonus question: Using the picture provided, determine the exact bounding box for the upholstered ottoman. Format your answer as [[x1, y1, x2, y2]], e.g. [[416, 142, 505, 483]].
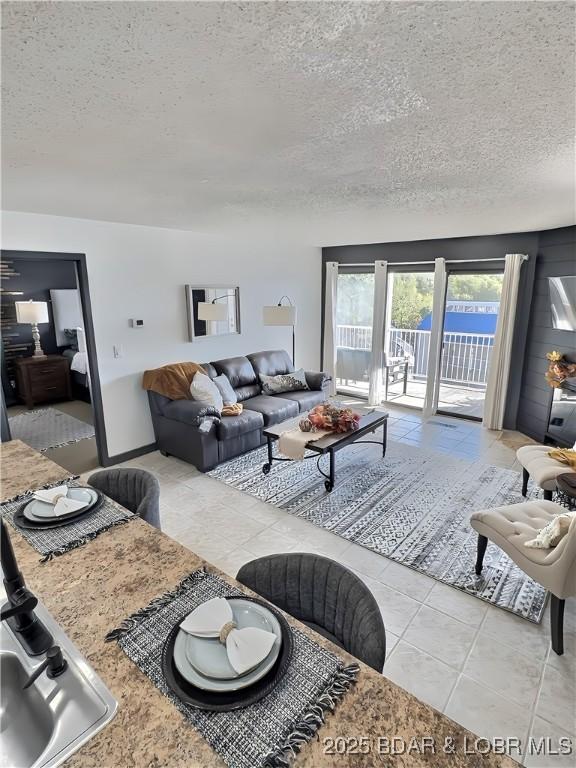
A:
[[470, 499, 576, 654], [517, 444, 573, 500]]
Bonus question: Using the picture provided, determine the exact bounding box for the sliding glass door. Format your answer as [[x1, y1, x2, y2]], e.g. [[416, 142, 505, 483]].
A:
[[334, 271, 374, 396], [383, 271, 435, 408], [332, 262, 505, 423], [437, 272, 504, 419]]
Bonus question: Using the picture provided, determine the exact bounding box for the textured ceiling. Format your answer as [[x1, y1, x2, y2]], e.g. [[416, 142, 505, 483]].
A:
[[2, 1, 575, 244]]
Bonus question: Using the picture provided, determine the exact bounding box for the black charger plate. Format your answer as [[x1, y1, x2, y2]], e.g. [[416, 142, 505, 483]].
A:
[[162, 596, 294, 712], [13, 488, 103, 530]]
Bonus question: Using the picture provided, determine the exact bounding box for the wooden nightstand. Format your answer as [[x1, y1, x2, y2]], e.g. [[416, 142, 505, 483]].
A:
[[15, 355, 72, 409]]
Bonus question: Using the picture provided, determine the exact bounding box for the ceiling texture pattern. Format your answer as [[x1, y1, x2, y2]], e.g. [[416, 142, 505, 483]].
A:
[[2, 1, 575, 244]]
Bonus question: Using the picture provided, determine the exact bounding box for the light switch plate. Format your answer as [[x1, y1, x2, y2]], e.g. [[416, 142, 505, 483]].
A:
[[113, 345, 124, 358]]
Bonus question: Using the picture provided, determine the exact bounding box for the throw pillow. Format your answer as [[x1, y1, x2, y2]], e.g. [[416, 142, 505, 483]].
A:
[[63, 328, 79, 350], [190, 372, 223, 412], [525, 511, 576, 549], [259, 368, 309, 395], [213, 374, 238, 406]]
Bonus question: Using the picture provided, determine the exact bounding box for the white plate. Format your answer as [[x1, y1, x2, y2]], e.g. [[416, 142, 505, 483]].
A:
[[23, 487, 98, 522], [173, 599, 282, 691]]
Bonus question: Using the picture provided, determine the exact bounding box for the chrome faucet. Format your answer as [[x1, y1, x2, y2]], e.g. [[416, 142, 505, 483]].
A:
[[1, 518, 53, 655]]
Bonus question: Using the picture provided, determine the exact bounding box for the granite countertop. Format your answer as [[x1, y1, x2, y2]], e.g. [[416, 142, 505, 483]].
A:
[[1, 441, 519, 767], [0, 439, 74, 500]]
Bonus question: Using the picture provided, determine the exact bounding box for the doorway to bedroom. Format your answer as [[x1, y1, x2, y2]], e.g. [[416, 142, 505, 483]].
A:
[[1, 253, 99, 474]]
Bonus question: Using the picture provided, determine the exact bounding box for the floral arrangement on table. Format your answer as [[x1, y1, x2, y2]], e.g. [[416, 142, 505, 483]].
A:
[[299, 401, 361, 434], [545, 351, 576, 388]]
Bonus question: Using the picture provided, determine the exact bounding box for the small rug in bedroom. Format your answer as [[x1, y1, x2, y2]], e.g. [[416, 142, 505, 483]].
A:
[[208, 439, 545, 623], [9, 407, 95, 453]]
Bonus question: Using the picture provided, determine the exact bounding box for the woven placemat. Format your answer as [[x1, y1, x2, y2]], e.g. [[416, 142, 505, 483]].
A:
[[0, 473, 79, 505], [106, 569, 359, 768], [0, 481, 135, 561]]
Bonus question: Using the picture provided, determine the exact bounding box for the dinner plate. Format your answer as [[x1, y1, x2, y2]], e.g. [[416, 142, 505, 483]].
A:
[[162, 596, 294, 712], [182, 598, 282, 680], [173, 600, 281, 691], [23, 487, 99, 522]]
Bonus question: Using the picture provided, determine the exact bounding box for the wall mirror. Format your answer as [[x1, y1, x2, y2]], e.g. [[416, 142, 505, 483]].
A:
[[549, 276, 576, 331], [185, 285, 241, 341]]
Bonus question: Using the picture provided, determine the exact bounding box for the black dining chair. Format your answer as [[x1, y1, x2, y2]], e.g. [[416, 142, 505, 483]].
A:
[[236, 552, 386, 671], [88, 468, 161, 530]]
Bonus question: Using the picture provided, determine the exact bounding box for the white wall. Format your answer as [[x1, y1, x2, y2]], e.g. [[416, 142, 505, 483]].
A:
[[1, 211, 321, 457]]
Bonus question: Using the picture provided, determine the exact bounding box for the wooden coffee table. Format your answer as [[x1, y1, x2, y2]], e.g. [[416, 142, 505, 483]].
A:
[[262, 407, 388, 492]]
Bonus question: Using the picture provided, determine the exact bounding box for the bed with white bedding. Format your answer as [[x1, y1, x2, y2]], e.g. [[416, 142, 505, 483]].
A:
[[61, 331, 90, 402]]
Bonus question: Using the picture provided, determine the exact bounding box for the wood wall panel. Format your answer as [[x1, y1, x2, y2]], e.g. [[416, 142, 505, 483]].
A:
[[516, 226, 576, 441]]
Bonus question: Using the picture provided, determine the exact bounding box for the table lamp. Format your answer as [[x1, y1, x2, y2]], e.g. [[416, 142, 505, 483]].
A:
[[15, 300, 49, 358]]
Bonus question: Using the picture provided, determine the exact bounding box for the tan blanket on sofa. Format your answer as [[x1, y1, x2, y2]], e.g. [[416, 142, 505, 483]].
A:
[[142, 362, 206, 400], [142, 362, 243, 416]]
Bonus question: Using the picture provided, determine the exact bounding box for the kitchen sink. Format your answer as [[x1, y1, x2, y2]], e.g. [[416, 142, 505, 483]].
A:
[[0, 584, 117, 768]]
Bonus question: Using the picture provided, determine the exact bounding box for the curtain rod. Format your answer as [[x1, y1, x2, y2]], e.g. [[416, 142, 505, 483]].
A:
[[335, 257, 516, 268]]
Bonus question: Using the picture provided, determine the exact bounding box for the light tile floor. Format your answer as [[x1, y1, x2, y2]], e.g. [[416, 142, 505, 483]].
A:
[[336, 379, 486, 418], [94, 404, 576, 765]]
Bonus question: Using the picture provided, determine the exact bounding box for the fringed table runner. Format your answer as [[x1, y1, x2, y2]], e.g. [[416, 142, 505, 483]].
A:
[[0, 480, 135, 561], [106, 569, 359, 768]]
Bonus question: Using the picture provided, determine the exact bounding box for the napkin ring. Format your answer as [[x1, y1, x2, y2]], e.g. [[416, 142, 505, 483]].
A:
[[52, 493, 67, 503], [219, 621, 237, 644]]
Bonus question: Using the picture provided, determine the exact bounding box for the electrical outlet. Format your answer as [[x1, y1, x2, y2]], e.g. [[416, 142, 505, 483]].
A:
[[113, 344, 124, 358]]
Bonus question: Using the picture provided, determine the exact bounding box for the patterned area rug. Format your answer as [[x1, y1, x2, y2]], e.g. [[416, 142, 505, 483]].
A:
[[209, 439, 546, 623], [8, 407, 95, 453]]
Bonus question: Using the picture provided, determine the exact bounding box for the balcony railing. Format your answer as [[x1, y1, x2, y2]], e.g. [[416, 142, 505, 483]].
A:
[[335, 325, 495, 388]]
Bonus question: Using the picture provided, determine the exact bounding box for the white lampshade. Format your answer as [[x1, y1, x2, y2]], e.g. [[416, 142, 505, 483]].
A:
[[15, 300, 49, 325], [263, 305, 296, 326], [197, 301, 228, 322]]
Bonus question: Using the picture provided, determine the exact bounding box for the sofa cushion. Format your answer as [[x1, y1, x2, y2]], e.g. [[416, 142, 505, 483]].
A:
[[274, 389, 326, 413], [242, 395, 299, 426], [211, 356, 260, 402], [200, 362, 218, 380], [248, 350, 294, 378], [162, 399, 220, 426], [217, 409, 264, 440], [304, 370, 331, 393]]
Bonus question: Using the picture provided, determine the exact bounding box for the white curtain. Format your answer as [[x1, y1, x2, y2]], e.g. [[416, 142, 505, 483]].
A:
[[322, 262, 339, 396], [483, 254, 528, 430], [368, 260, 388, 405], [422, 258, 447, 418]]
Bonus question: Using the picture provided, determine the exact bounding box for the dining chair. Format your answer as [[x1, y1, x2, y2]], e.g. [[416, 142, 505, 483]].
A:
[[236, 552, 386, 671], [471, 498, 576, 655], [88, 468, 161, 530]]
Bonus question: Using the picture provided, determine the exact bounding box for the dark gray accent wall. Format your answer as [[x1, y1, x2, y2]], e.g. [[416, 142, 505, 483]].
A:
[[322, 231, 541, 428], [322, 226, 576, 435], [516, 226, 576, 442], [0, 257, 78, 378], [322, 232, 540, 266]]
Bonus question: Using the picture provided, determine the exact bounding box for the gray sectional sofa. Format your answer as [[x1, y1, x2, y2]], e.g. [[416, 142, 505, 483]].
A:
[[146, 350, 331, 471]]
